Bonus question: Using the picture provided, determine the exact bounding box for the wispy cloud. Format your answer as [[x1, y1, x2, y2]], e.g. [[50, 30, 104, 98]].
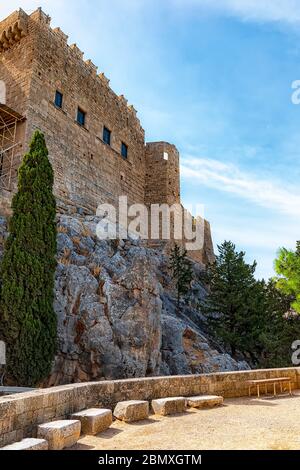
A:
[[172, 0, 300, 25], [181, 156, 300, 217]]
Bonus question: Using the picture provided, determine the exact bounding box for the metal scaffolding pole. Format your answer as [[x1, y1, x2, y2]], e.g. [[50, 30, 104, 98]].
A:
[[0, 104, 24, 191]]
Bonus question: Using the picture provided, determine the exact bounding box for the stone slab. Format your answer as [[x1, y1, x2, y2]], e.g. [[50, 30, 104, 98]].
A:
[[113, 400, 149, 423], [1, 438, 48, 450], [187, 395, 224, 409], [71, 408, 112, 435], [151, 397, 187, 416], [37, 420, 81, 450]]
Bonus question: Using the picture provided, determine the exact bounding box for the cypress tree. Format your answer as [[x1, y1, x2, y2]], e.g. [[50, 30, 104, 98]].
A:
[[170, 243, 193, 312], [0, 130, 57, 386]]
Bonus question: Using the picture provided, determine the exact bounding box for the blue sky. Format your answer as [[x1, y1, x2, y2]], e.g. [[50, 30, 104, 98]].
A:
[[2, 0, 300, 279]]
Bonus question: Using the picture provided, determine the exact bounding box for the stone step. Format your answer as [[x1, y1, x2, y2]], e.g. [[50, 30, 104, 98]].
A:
[[113, 400, 149, 423], [1, 438, 48, 451], [152, 397, 187, 416], [71, 408, 112, 435], [187, 395, 224, 409], [37, 420, 81, 450]]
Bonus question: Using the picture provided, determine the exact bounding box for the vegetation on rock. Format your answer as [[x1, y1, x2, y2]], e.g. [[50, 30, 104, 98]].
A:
[[169, 243, 193, 312]]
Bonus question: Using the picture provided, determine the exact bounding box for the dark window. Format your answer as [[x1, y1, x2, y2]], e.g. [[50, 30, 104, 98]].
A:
[[55, 90, 63, 108], [103, 126, 111, 145], [121, 142, 128, 159], [77, 107, 86, 127]]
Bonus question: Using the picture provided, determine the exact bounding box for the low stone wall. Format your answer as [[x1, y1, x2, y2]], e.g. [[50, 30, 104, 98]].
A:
[[1, 367, 299, 447]]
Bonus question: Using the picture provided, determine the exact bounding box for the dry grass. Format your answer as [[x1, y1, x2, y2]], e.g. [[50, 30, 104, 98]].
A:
[[72, 236, 81, 246], [91, 265, 101, 278], [57, 225, 68, 234], [57, 257, 71, 266], [81, 225, 92, 238]]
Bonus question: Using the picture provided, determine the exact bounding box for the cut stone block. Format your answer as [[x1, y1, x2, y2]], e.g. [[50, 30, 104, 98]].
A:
[[187, 395, 224, 409], [152, 397, 187, 416], [71, 408, 112, 435], [37, 420, 81, 450], [113, 400, 149, 423], [1, 438, 48, 451]]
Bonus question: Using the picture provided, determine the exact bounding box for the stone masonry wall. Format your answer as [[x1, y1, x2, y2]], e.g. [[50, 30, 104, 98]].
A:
[[145, 142, 180, 206], [0, 368, 299, 447], [0, 9, 30, 207], [23, 9, 146, 214], [0, 8, 215, 262]]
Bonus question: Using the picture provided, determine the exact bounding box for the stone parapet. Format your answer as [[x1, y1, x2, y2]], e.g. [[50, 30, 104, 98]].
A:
[[0, 368, 299, 447]]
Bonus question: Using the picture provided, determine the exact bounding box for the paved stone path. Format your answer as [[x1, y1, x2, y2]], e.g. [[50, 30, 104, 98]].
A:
[[72, 393, 300, 450]]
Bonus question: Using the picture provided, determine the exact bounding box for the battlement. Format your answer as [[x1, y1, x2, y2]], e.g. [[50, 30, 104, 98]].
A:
[[0, 9, 28, 52], [0, 8, 142, 130]]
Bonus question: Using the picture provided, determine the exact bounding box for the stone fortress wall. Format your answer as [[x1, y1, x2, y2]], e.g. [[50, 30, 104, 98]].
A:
[[0, 8, 214, 263]]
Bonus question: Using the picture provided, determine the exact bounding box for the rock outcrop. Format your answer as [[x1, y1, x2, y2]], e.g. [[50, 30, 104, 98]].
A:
[[0, 215, 249, 386]]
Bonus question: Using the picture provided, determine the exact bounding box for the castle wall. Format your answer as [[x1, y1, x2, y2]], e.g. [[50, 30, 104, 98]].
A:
[[0, 9, 32, 211], [0, 8, 214, 262], [1, 9, 146, 215], [145, 142, 180, 205]]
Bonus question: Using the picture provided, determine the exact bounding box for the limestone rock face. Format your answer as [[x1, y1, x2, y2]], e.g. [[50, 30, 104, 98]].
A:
[[0, 214, 249, 386], [52, 217, 162, 385]]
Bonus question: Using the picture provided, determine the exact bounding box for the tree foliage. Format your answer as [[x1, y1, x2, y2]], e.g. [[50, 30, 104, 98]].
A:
[[0, 130, 57, 386], [202, 241, 266, 359], [202, 240, 300, 367], [274, 242, 300, 313], [169, 243, 193, 311]]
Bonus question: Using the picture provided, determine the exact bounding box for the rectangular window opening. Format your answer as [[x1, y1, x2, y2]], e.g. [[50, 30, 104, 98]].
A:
[[121, 142, 128, 159], [77, 107, 86, 127], [103, 126, 111, 145], [55, 90, 63, 109]]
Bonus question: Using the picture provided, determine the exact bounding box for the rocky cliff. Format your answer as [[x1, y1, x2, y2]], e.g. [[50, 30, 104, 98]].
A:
[[0, 215, 248, 385]]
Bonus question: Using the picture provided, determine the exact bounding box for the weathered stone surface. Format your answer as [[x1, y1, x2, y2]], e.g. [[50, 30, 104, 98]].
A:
[[0, 368, 299, 447], [37, 420, 81, 450], [113, 400, 149, 422], [71, 408, 112, 435], [0, 214, 249, 387], [151, 397, 187, 416], [187, 395, 224, 409], [1, 438, 48, 451], [161, 309, 249, 376]]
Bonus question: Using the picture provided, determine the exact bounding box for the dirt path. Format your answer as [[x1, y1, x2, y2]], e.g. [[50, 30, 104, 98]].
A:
[[72, 393, 300, 450]]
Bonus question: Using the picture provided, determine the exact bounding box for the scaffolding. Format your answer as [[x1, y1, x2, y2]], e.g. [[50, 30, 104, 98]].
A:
[[0, 103, 24, 191]]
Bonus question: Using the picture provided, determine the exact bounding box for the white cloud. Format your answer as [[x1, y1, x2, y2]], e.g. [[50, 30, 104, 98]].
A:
[[181, 156, 300, 217], [172, 0, 300, 24]]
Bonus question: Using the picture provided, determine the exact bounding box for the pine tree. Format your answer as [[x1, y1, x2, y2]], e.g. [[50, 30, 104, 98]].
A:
[[274, 242, 300, 313], [202, 241, 265, 360], [169, 243, 193, 312], [259, 280, 299, 368], [0, 130, 57, 386]]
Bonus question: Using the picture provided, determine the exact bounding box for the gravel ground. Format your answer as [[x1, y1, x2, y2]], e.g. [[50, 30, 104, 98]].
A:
[[72, 392, 300, 450]]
